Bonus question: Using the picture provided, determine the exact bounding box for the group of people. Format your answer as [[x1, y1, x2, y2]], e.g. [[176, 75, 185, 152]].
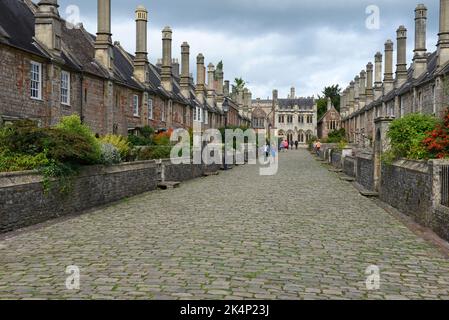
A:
[[279, 140, 299, 152]]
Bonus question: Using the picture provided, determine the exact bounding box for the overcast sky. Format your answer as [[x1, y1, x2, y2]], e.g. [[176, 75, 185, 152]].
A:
[[53, 0, 440, 99]]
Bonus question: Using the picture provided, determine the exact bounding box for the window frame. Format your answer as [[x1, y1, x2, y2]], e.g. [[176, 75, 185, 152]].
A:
[[148, 98, 154, 120], [133, 94, 139, 117], [30, 61, 42, 100], [60, 70, 71, 106]]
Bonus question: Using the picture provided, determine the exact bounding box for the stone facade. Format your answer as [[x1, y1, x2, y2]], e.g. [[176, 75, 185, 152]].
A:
[[251, 87, 318, 146], [0, 0, 250, 137], [317, 98, 342, 140], [340, 2, 449, 147]]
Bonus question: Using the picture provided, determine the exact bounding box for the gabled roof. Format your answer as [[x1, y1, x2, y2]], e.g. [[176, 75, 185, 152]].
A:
[[278, 97, 315, 110]]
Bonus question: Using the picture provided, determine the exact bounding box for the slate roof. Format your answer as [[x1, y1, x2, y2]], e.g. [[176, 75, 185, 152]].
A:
[[278, 97, 315, 110]]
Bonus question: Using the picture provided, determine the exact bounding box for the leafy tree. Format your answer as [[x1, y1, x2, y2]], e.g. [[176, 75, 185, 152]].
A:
[[233, 78, 246, 91], [317, 84, 342, 119]]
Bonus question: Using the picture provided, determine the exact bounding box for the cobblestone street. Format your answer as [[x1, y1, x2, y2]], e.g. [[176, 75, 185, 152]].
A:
[[1, 150, 449, 300]]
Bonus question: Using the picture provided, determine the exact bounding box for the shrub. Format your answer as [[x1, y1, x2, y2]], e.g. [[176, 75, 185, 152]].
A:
[[136, 145, 172, 160], [153, 128, 173, 146], [387, 113, 439, 160], [423, 108, 449, 158], [326, 128, 346, 143], [100, 135, 131, 159], [0, 150, 49, 172], [56, 115, 101, 162], [127, 126, 155, 146], [100, 143, 121, 165]]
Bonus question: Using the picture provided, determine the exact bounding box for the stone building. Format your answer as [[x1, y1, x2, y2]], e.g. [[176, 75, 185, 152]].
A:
[[0, 0, 250, 137], [317, 97, 342, 140], [251, 87, 317, 146], [340, 2, 449, 147]]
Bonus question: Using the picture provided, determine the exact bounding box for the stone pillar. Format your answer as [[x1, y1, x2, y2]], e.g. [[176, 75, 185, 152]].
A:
[[384, 40, 394, 94], [161, 26, 173, 92], [95, 0, 113, 71], [195, 54, 206, 103], [414, 4, 428, 79], [180, 42, 190, 99], [35, 0, 62, 56], [366, 62, 374, 104], [374, 52, 383, 100], [396, 26, 408, 87], [438, 0, 449, 69], [354, 76, 360, 110], [359, 70, 367, 108], [224, 80, 230, 97], [133, 5, 148, 84]]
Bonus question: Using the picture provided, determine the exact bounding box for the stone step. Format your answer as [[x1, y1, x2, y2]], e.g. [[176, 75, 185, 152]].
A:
[[157, 181, 181, 190], [329, 168, 343, 173], [339, 174, 356, 182], [204, 171, 219, 177], [353, 182, 379, 198]]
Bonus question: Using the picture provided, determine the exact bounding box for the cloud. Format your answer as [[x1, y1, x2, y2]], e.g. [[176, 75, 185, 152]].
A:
[[54, 0, 441, 98]]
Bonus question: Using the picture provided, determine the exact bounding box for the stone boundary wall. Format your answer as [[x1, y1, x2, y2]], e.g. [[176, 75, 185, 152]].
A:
[[356, 154, 374, 191], [0, 161, 221, 234], [380, 160, 433, 226], [331, 151, 342, 169], [343, 156, 356, 177]]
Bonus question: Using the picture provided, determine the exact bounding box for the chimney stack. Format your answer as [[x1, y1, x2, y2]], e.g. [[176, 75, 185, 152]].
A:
[[207, 63, 216, 106], [290, 87, 296, 99], [216, 63, 224, 102], [95, 0, 113, 71], [195, 54, 206, 103], [133, 5, 148, 84], [359, 70, 367, 108], [161, 26, 173, 92], [180, 42, 190, 99], [172, 59, 180, 78], [327, 97, 332, 111], [354, 76, 360, 110], [349, 81, 355, 114], [224, 80, 230, 96], [374, 52, 383, 100], [414, 4, 428, 78], [384, 40, 394, 93], [438, 0, 449, 69], [366, 62, 374, 104], [35, 0, 62, 56], [396, 26, 408, 87]]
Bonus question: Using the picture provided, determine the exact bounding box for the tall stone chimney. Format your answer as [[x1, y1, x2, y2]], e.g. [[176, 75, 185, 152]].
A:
[[95, 0, 113, 71], [133, 5, 148, 84], [172, 59, 180, 78], [35, 0, 62, 56], [359, 70, 367, 108], [396, 26, 408, 87], [180, 42, 190, 99], [438, 0, 449, 69], [290, 87, 296, 99], [349, 81, 355, 114], [195, 54, 206, 103], [384, 40, 394, 93], [354, 76, 360, 110], [374, 52, 383, 100], [224, 80, 230, 97], [327, 97, 332, 111], [216, 63, 224, 102], [207, 63, 216, 106], [161, 26, 173, 92], [414, 4, 428, 78], [366, 62, 374, 104]]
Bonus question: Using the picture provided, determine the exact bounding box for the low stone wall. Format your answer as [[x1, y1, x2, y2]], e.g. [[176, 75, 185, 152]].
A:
[[343, 156, 356, 177], [356, 154, 374, 191], [380, 160, 433, 226], [331, 151, 342, 169], [0, 160, 221, 234]]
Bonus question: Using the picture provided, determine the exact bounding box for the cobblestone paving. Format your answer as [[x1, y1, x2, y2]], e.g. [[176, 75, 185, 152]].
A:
[[1, 150, 449, 300]]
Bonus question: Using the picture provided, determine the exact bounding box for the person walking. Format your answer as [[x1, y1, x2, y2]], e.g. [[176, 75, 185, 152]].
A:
[[295, 140, 299, 150], [316, 139, 322, 156], [263, 143, 270, 161]]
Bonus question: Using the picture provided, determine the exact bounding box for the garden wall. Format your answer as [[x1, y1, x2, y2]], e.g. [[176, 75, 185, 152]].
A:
[[0, 161, 221, 234], [356, 154, 375, 191], [380, 160, 433, 226], [343, 156, 356, 177]]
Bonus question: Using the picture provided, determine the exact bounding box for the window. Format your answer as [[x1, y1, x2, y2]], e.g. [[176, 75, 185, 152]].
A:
[[148, 98, 153, 120], [161, 102, 166, 122], [30, 61, 42, 99], [287, 115, 293, 124], [299, 115, 304, 124], [307, 115, 313, 124], [133, 95, 139, 117], [61, 71, 70, 105], [278, 115, 285, 123]]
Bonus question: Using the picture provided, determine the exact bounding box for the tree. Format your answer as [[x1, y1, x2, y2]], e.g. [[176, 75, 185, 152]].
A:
[[234, 78, 246, 91], [317, 84, 342, 119]]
